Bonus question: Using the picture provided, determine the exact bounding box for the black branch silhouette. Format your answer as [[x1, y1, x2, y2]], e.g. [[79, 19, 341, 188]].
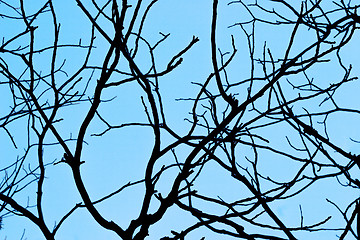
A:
[[0, 0, 360, 239]]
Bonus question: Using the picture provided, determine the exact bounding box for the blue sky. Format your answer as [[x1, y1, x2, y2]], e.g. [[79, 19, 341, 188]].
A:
[[1, 0, 360, 239]]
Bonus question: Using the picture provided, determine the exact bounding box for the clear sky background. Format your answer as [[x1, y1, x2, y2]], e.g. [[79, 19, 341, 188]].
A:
[[1, 0, 360, 239]]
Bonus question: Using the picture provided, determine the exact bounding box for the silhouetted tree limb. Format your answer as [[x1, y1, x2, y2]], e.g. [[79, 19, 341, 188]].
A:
[[1, 0, 360, 239]]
